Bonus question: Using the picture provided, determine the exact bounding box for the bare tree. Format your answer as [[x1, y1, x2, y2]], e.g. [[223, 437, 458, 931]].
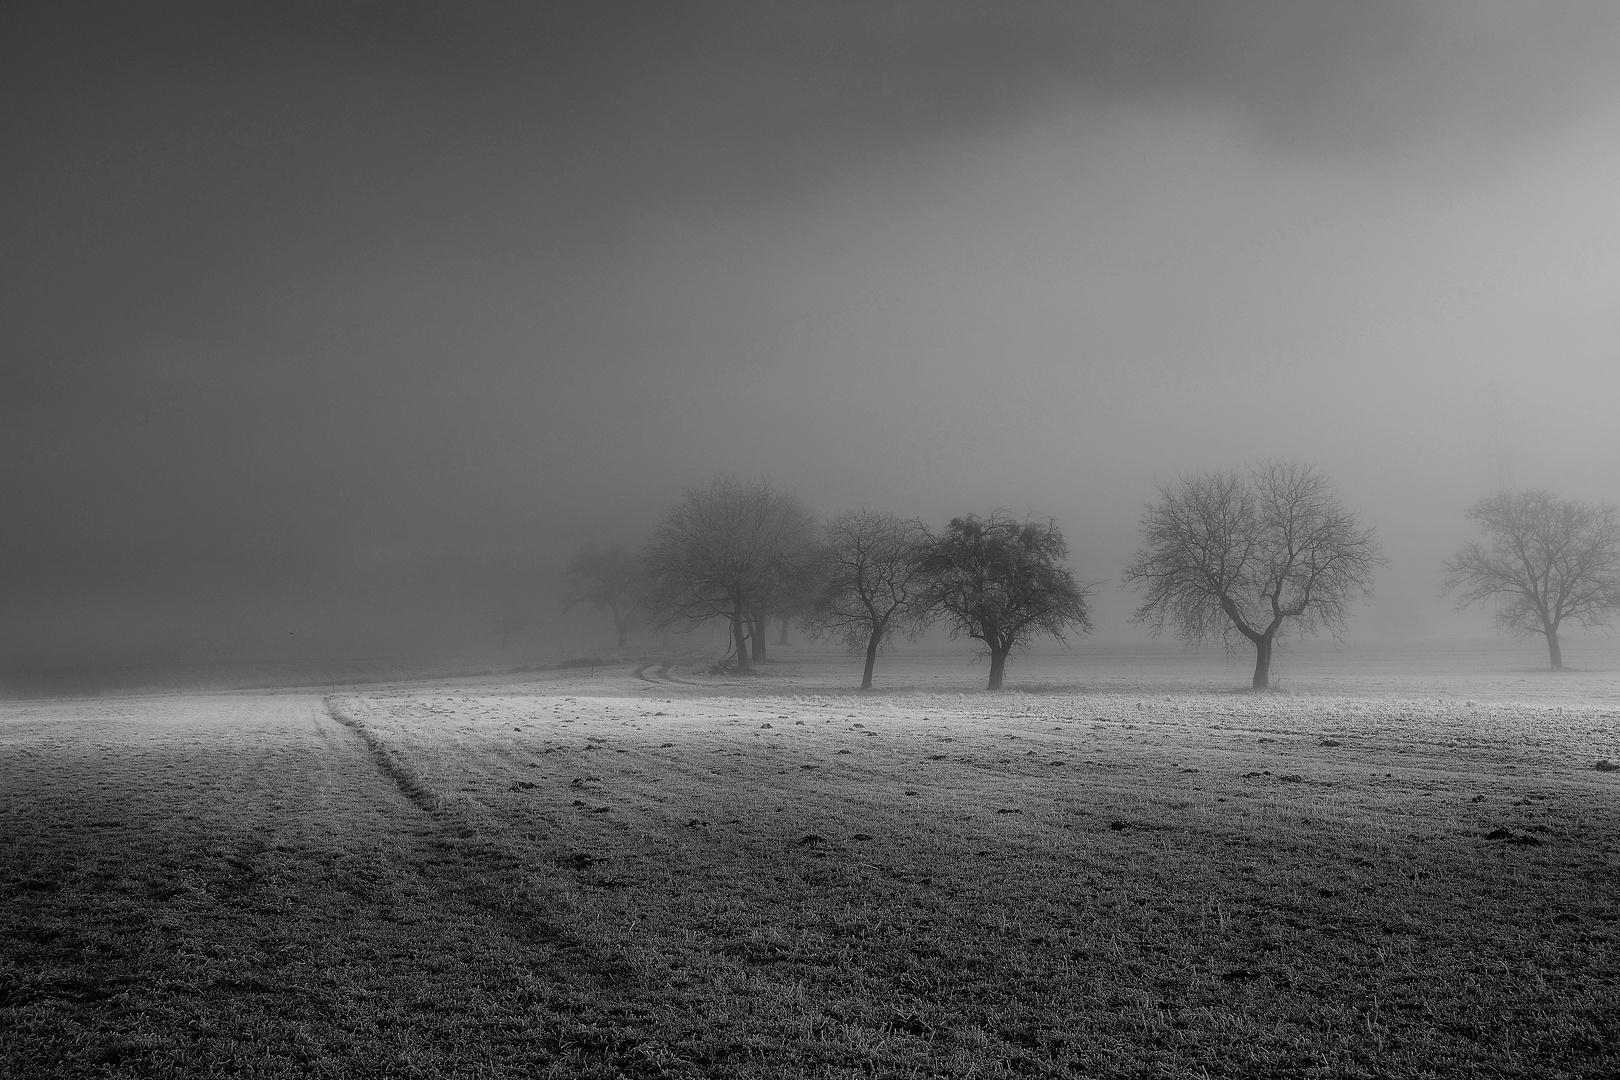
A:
[[493, 607, 533, 652], [492, 565, 549, 651], [742, 522, 820, 664], [562, 542, 643, 648], [1443, 490, 1620, 670], [1124, 460, 1382, 689], [755, 557, 823, 656], [748, 494, 819, 663], [641, 475, 815, 672], [804, 509, 932, 689], [918, 511, 1092, 690]]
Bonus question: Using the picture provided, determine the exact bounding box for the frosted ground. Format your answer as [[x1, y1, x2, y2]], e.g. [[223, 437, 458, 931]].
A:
[[3, 639, 1617, 1077]]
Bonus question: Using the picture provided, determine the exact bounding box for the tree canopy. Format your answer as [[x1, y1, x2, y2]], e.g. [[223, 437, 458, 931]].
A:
[[1443, 490, 1620, 670], [1123, 460, 1382, 688], [804, 508, 932, 689], [917, 511, 1091, 690], [641, 475, 816, 672], [562, 542, 643, 648]]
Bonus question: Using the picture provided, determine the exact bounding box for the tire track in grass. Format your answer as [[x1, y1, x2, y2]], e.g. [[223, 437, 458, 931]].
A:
[[322, 694, 598, 939], [7, 692, 826, 1078], [323, 696, 440, 812], [630, 657, 708, 688], [322, 687, 1620, 1076], [632, 659, 684, 683], [0, 695, 599, 1076], [314, 696, 731, 1069]]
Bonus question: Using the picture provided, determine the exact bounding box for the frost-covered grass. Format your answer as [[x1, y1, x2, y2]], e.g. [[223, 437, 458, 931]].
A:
[[3, 649, 1618, 1077]]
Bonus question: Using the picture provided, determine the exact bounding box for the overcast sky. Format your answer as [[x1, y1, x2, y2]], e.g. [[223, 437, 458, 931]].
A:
[[4, 1, 1619, 666]]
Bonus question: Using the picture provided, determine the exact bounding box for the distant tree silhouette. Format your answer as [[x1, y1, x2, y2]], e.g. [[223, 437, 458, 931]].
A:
[[1443, 490, 1620, 670], [1124, 460, 1382, 689], [642, 475, 816, 672], [805, 509, 932, 689], [755, 550, 825, 658], [493, 607, 533, 652], [562, 542, 643, 648], [918, 512, 1092, 690]]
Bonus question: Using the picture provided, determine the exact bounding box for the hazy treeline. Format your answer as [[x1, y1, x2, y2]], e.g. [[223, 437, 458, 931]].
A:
[[565, 466, 1620, 690]]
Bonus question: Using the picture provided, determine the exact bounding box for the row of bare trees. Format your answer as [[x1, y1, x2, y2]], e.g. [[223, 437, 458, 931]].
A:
[[1122, 468, 1619, 679], [562, 466, 1619, 688], [565, 475, 1091, 689], [814, 508, 1093, 689]]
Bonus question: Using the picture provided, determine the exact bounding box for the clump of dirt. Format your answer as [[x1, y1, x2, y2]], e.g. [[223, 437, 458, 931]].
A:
[[1220, 968, 1263, 982]]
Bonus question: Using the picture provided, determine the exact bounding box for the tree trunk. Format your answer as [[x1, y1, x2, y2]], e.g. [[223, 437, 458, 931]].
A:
[[731, 611, 752, 672], [616, 619, 629, 649], [862, 629, 881, 690], [1546, 627, 1564, 671], [988, 648, 1008, 690], [778, 617, 790, 646], [750, 612, 768, 662], [1252, 635, 1274, 689]]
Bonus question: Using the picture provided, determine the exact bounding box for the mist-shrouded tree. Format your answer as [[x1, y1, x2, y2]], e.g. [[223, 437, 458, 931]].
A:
[[805, 509, 932, 690], [1124, 460, 1382, 690], [1443, 490, 1620, 671], [742, 523, 821, 663], [750, 498, 820, 663], [491, 561, 551, 651], [918, 511, 1092, 691], [756, 554, 824, 656], [562, 542, 643, 648], [642, 475, 816, 672], [493, 605, 534, 652]]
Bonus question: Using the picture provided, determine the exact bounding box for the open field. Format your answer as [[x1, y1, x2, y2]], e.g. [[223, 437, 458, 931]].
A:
[[4, 645, 1619, 1078]]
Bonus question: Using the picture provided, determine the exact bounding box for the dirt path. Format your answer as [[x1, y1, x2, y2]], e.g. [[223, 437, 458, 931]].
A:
[[633, 657, 704, 687]]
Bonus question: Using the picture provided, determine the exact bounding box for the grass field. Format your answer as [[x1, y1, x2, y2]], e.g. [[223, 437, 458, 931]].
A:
[[3, 643, 1618, 1077]]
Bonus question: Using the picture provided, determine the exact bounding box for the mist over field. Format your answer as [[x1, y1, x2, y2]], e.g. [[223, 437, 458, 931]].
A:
[[7, 11, 1620, 1074], [4, 1, 1620, 681]]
